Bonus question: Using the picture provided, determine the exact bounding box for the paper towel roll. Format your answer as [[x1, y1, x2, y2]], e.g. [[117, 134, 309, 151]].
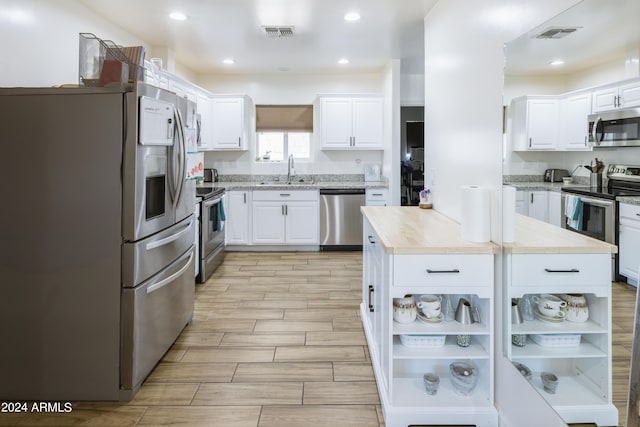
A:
[[503, 186, 516, 243], [460, 186, 491, 243]]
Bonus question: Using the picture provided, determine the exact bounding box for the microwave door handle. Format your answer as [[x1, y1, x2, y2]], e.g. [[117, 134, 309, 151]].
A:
[[591, 117, 602, 144]]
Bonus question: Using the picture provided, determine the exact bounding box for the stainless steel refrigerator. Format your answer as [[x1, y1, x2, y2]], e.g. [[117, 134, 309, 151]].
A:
[[0, 82, 196, 400]]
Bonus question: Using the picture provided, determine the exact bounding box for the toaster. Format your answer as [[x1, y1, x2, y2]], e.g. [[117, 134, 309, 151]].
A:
[[544, 169, 570, 182]]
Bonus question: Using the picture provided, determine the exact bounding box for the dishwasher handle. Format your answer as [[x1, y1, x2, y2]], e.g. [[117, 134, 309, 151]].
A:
[[319, 188, 365, 195]]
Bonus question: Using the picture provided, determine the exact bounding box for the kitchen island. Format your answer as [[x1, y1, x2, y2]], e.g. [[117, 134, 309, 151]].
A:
[[504, 214, 618, 426], [360, 206, 499, 427]]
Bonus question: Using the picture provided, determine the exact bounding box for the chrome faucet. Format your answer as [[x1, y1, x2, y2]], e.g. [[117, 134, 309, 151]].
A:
[[287, 154, 295, 183]]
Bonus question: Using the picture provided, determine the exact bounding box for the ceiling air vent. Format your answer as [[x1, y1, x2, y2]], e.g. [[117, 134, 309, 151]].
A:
[[263, 26, 295, 38], [534, 27, 580, 39]]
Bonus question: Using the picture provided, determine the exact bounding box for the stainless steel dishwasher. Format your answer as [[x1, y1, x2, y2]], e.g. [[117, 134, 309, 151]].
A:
[[319, 188, 366, 250]]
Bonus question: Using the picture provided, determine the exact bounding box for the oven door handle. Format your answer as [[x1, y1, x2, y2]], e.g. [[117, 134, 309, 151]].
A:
[[577, 195, 614, 208], [146, 250, 194, 294], [204, 196, 222, 209]]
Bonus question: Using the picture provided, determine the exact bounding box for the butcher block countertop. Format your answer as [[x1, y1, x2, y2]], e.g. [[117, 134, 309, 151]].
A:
[[360, 206, 500, 255], [503, 214, 617, 254]]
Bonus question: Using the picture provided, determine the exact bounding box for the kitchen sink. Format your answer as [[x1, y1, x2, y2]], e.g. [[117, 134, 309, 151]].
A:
[[257, 178, 315, 186]]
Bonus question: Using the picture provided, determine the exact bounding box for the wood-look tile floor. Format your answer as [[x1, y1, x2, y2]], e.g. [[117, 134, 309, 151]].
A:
[[1, 253, 636, 426]]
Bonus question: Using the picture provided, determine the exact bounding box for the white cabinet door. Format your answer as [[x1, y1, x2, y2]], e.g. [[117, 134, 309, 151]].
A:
[[285, 202, 319, 244], [196, 92, 214, 150], [320, 96, 383, 149], [252, 202, 286, 244], [320, 98, 352, 148], [592, 87, 619, 112], [527, 191, 548, 222], [527, 99, 558, 150], [212, 97, 245, 150], [620, 81, 640, 108], [226, 191, 251, 245], [352, 98, 383, 148], [547, 191, 561, 227], [619, 223, 640, 284], [515, 191, 527, 215], [559, 93, 591, 150]]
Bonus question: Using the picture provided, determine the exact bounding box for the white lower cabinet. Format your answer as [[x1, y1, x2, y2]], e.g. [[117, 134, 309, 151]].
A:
[[619, 203, 640, 286], [225, 190, 251, 245], [504, 253, 617, 426], [365, 188, 389, 206], [362, 218, 497, 427], [251, 190, 318, 245]]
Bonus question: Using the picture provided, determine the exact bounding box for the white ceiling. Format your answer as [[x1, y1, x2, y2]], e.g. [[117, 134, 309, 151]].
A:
[[505, 0, 640, 76], [78, 0, 438, 75]]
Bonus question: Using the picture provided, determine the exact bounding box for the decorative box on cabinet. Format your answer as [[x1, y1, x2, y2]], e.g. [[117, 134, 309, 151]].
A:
[[503, 214, 618, 426], [319, 95, 383, 149], [361, 207, 499, 427]]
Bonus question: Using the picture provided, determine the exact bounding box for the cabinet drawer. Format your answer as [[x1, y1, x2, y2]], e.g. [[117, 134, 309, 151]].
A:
[[393, 254, 493, 287], [366, 188, 388, 201], [252, 190, 318, 201], [510, 254, 610, 287], [620, 203, 640, 222]]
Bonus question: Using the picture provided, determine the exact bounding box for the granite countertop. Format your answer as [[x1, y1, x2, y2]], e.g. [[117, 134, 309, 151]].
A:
[[204, 180, 388, 191], [504, 182, 568, 192], [503, 214, 617, 254], [617, 196, 640, 206], [361, 206, 499, 255]]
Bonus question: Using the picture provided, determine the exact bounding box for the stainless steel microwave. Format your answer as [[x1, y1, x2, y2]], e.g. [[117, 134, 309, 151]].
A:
[[589, 107, 640, 147]]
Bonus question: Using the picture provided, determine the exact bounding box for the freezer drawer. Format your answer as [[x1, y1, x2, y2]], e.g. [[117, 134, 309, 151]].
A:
[[120, 246, 195, 391], [122, 216, 194, 287]]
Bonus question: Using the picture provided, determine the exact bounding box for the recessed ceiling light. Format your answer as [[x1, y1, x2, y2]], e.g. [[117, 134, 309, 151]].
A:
[[549, 60, 565, 66], [223, 58, 235, 65], [338, 58, 349, 65], [169, 12, 187, 21], [344, 12, 360, 22]]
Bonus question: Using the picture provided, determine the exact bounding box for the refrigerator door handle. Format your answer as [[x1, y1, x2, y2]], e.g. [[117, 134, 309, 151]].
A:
[[145, 221, 193, 250], [146, 250, 194, 294], [172, 107, 187, 207]]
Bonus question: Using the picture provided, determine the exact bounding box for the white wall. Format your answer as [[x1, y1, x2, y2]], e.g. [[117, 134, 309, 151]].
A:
[[383, 60, 401, 206], [400, 73, 426, 106], [197, 72, 386, 176], [0, 0, 148, 87]]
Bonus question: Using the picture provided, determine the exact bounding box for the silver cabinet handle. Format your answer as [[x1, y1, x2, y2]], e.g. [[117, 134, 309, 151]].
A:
[[285, 204, 288, 215], [281, 205, 284, 215], [529, 138, 532, 148], [368, 236, 376, 244], [244, 193, 247, 203], [544, 268, 580, 273], [280, 193, 291, 197], [238, 136, 241, 147], [530, 193, 534, 203], [584, 135, 587, 146], [426, 269, 460, 274], [368, 285, 374, 312]]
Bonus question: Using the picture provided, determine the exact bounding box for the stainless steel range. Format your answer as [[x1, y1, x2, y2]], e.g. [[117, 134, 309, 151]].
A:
[[196, 186, 226, 283], [561, 164, 640, 281]]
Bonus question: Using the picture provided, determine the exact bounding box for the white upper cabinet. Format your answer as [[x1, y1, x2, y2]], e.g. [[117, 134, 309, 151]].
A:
[[559, 93, 592, 151], [211, 95, 253, 151], [196, 92, 214, 151], [319, 95, 383, 149], [511, 96, 558, 151], [592, 79, 640, 112]]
